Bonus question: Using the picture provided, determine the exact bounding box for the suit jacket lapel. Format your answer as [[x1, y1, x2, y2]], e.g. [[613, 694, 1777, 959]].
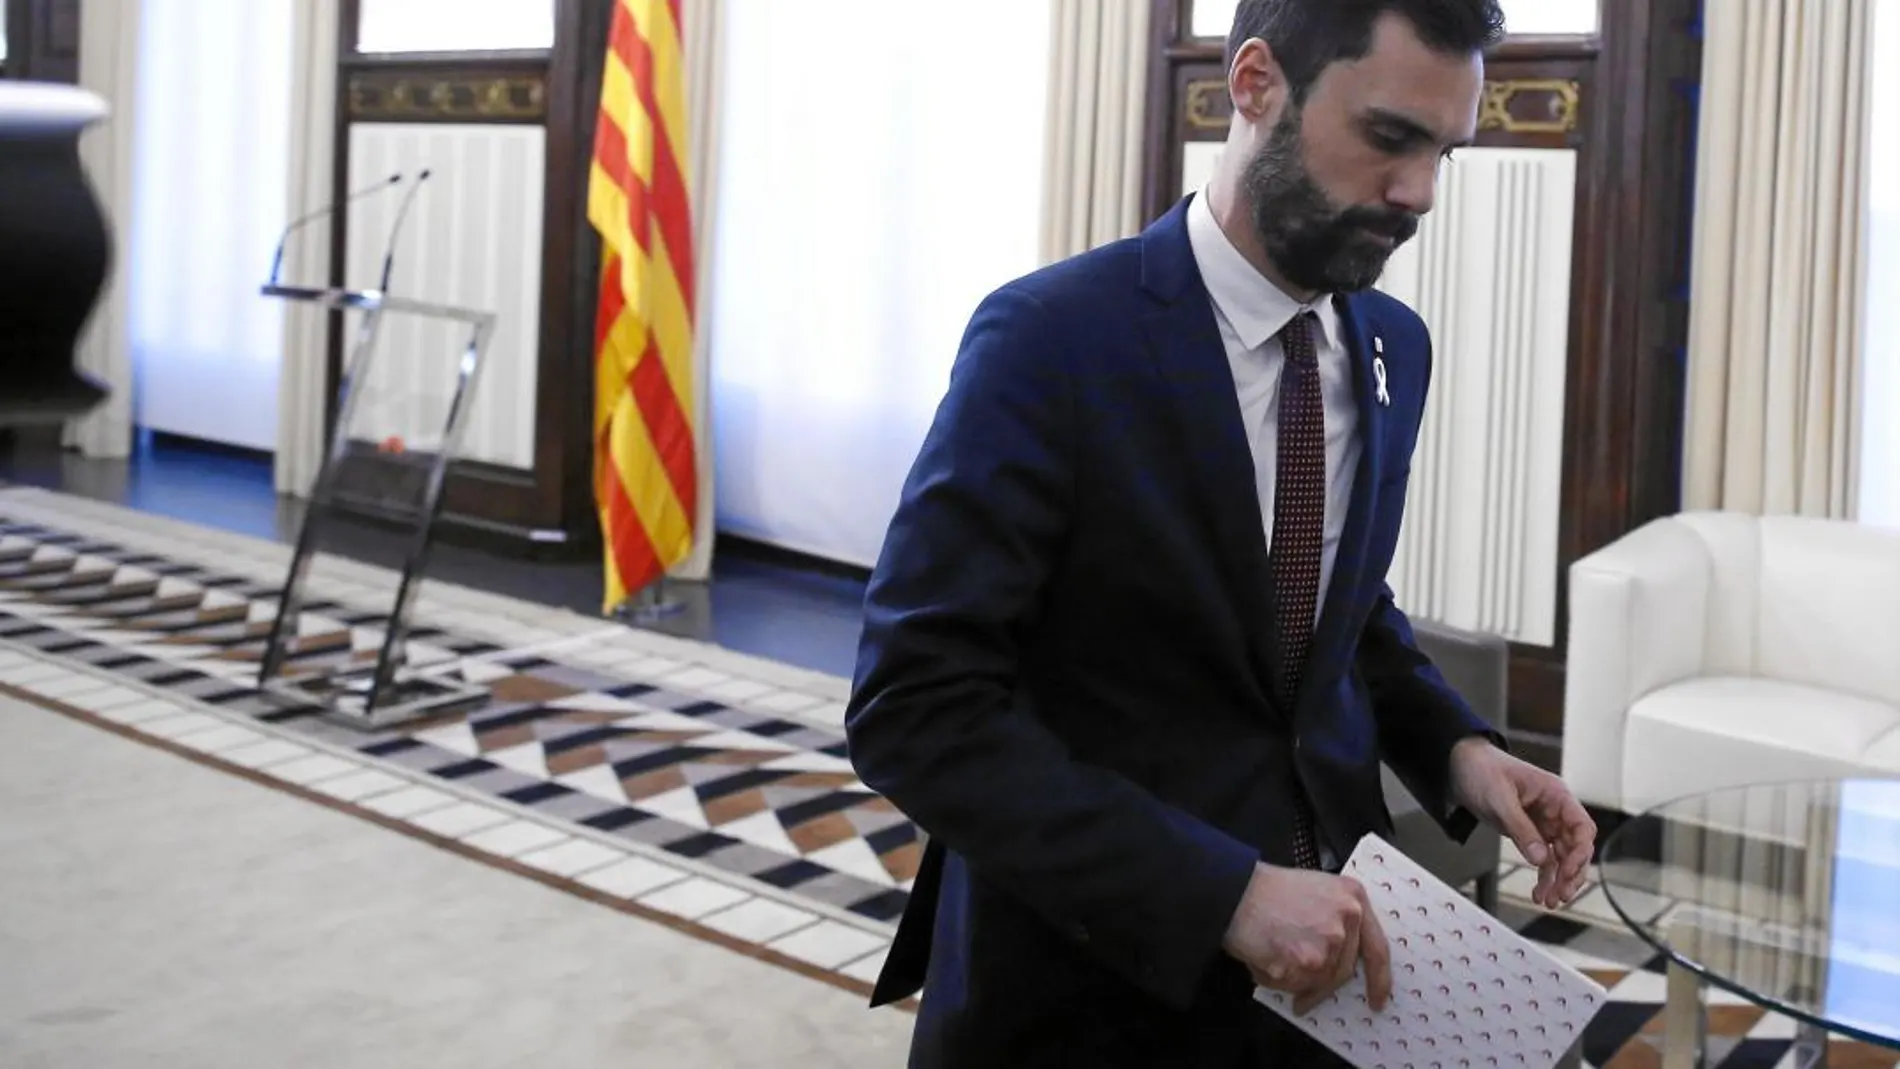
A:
[[1299, 293, 1389, 715], [1137, 299, 1284, 713], [1136, 198, 1283, 717]]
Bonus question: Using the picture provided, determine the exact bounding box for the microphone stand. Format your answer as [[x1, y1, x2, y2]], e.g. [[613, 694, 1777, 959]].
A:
[[378, 168, 431, 293], [270, 172, 402, 287]]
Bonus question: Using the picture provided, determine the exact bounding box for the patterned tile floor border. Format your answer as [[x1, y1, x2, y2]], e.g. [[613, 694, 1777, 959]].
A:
[[0, 650, 898, 997], [0, 486, 900, 1000], [3, 487, 1895, 1066], [0, 494, 911, 911]]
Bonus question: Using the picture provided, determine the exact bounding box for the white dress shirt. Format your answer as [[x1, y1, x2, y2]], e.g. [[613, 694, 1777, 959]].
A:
[[1185, 189, 1362, 626]]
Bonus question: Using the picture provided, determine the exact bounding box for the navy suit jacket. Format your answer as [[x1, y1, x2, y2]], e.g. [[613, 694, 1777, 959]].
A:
[[845, 196, 1498, 1067]]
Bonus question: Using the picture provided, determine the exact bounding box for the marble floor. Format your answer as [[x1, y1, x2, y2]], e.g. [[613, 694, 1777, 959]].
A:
[[0, 690, 911, 1069], [7, 595, 1887, 1069], [0, 487, 900, 1001], [2, 442, 1894, 1067]]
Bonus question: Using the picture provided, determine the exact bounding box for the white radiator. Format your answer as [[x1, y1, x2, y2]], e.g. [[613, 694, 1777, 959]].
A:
[[341, 122, 545, 471], [1377, 148, 1577, 646]]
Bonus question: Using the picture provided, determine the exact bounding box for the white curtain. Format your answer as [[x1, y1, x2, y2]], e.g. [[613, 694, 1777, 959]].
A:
[[1039, 0, 1149, 264], [708, 0, 1052, 567], [274, 0, 340, 497], [671, 0, 723, 581], [1682, 0, 1874, 519], [1860, 0, 1900, 528], [128, 0, 293, 452], [66, 0, 141, 459]]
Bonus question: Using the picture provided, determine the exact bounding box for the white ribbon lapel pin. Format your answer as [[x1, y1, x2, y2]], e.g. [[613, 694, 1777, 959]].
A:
[[1372, 337, 1390, 407]]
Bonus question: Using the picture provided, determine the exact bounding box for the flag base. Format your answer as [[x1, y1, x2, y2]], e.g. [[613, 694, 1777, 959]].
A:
[[613, 576, 688, 624]]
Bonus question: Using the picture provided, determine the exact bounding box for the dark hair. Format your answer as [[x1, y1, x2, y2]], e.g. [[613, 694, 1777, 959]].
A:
[[1225, 0, 1507, 102]]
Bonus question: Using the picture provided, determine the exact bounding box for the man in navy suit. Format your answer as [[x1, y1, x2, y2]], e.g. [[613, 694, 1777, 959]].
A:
[[845, 1, 1597, 1064]]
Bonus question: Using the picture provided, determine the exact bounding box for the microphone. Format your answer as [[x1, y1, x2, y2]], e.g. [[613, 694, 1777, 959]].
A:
[[378, 167, 432, 293], [268, 172, 403, 286]]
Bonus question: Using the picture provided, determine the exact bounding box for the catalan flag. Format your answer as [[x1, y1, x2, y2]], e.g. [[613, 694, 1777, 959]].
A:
[[587, 0, 698, 613]]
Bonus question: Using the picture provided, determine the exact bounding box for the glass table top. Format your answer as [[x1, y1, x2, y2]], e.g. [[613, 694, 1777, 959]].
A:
[[1598, 778, 1900, 1050]]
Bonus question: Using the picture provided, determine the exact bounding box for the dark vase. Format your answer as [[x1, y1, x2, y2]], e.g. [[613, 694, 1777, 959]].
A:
[[0, 82, 114, 426]]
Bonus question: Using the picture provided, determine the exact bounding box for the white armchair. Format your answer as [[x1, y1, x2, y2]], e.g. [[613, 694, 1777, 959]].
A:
[[1562, 511, 1900, 813]]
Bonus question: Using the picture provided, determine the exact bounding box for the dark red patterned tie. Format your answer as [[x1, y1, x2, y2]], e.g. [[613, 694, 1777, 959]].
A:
[[1270, 311, 1325, 870]]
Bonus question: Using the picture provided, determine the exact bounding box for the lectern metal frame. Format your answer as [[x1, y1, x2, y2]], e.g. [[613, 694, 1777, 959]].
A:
[[256, 283, 496, 728]]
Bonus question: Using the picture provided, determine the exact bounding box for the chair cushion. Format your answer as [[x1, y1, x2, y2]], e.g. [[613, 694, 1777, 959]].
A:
[[1751, 518, 1900, 705], [1623, 677, 1900, 811]]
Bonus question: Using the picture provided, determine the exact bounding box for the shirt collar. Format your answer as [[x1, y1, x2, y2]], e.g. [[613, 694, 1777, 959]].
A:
[[1186, 187, 1343, 354]]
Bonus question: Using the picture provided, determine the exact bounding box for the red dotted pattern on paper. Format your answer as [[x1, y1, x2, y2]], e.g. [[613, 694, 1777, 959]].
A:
[[1261, 837, 1605, 1069]]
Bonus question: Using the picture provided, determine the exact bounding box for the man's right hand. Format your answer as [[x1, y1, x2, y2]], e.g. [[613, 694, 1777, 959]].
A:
[[1221, 863, 1392, 1016]]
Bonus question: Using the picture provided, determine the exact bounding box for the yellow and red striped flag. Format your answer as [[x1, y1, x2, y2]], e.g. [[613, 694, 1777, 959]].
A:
[[587, 0, 697, 613]]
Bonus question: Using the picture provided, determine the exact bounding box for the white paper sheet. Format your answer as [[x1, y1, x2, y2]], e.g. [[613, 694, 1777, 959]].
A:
[[1255, 833, 1607, 1069]]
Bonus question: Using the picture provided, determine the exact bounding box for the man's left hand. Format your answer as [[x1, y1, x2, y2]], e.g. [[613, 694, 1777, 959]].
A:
[[1448, 737, 1595, 909]]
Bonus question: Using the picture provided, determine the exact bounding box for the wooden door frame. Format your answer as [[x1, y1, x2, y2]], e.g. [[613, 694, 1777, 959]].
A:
[[322, 0, 608, 558]]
